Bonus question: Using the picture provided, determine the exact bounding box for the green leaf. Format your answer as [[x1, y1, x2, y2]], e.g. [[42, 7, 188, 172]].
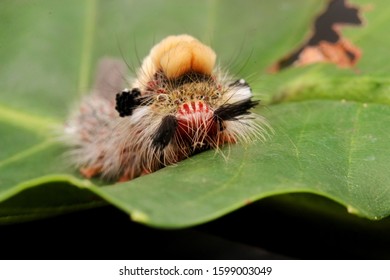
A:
[[92, 100, 390, 227], [1, 0, 390, 228]]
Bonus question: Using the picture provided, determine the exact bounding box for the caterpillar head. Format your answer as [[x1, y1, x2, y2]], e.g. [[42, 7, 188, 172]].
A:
[[116, 35, 265, 156]]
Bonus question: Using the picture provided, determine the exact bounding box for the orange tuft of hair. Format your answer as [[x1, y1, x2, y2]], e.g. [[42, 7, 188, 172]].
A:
[[150, 35, 216, 78]]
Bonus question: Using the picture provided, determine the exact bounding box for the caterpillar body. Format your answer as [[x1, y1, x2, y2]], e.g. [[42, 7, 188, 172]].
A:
[[64, 35, 269, 182]]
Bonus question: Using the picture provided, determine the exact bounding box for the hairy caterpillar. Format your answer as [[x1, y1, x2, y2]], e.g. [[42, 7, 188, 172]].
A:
[[64, 35, 269, 182]]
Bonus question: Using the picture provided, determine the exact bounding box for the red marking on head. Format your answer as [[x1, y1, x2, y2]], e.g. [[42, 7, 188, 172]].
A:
[[182, 103, 191, 114], [176, 101, 217, 143], [177, 101, 210, 117], [198, 102, 204, 112], [191, 101, 196, 111]]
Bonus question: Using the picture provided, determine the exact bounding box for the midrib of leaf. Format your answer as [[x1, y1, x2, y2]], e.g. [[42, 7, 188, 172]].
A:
[[77, 0, 97, 96], [0, 104, 59, 135], [0, 140, 54, 169], [344, 103, 363, 215], [203, 0, 218, 42]]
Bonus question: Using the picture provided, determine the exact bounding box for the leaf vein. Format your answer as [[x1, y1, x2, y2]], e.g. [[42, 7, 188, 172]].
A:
[[77, 0, 98, 95], [345, 104, 362, 193], [0, 140, 55, 168]]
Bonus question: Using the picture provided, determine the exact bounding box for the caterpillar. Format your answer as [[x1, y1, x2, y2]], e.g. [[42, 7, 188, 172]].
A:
[[64, 34, 270, 182]]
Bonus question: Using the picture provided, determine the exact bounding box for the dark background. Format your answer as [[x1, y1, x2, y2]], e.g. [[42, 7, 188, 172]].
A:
[[2, 193, 390, 259]]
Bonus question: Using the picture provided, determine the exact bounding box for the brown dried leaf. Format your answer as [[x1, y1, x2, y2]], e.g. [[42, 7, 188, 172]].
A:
[[270, 0, 363, 72]]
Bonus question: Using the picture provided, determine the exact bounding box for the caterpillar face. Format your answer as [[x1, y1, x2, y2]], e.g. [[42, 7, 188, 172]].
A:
[[116, 71, 257, 150], [65, 35, 269, 181]]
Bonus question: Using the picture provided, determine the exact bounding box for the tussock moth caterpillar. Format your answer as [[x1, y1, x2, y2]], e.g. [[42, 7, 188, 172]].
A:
[[64, 35, 270, 182]]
